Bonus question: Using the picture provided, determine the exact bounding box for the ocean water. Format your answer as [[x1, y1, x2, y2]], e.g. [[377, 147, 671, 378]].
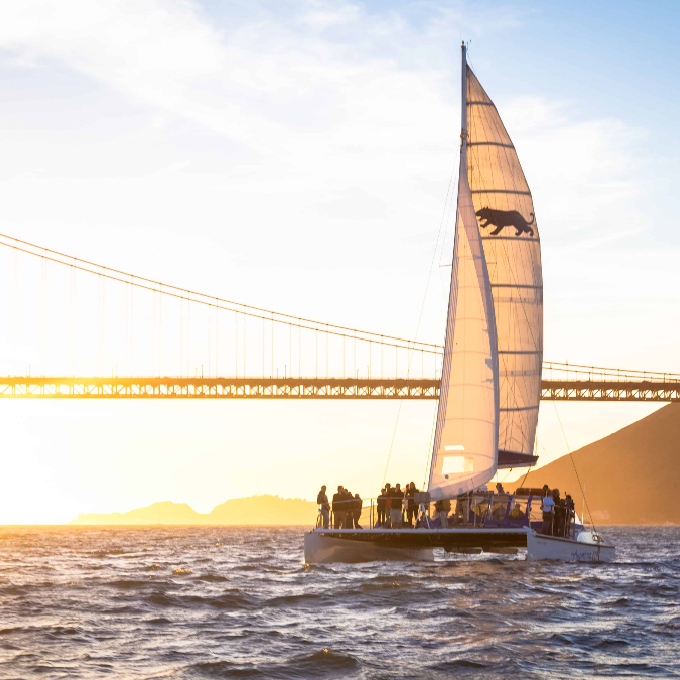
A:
[[0, 526, 678, 679]]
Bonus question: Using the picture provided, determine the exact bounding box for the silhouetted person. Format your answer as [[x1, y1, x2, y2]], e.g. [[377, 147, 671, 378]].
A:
[[406, 482, 418, 528], [332, 485, 345, 529], [391, 484, 404, 529], [565, 494, 575, 538], [353, 493, 363, 529], [541, 488, 555, 535], [377, 488, 387, 527], [401, 483, 411, 526], [342, 488, 353, 528], [508, 503, 525, 520], [493, 484, 510, 520], [454, 493, 469, 524], [317, 485, 330, 529], [434, 497, 451, 527], [552, 489, 564, 538], [384, 483, 392, 528]]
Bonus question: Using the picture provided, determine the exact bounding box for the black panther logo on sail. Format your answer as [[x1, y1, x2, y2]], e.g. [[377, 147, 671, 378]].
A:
[[475, 207, 535, 236]]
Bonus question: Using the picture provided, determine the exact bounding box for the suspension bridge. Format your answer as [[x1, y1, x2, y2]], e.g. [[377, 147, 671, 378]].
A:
[[1, 233, 678, 401]]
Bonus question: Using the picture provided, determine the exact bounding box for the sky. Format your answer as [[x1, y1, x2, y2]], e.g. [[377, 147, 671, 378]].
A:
[[0, 0, 678, 523]]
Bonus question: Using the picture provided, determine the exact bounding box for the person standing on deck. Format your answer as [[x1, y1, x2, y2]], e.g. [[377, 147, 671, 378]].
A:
[[541, 488, 555, 535], [406, 482, 418, 528], [377, 488, 386, 527], [564, 494, 575, 538], [436, 498, 451, 527], [402, 483, 411, 526], [552, 489, 564, 538], [391, 484, 404, 529], [316, 486, 330, 529], [342, 488, 353, 528], [384, 484, 393, 528], [454, 494, 468, 524], [333, 486, 346, 529], [353, 493, 363, 529]]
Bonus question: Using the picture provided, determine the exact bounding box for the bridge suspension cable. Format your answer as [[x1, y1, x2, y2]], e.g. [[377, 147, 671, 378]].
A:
[[0, 232, 441, 356], [1, 231, 676, 385]]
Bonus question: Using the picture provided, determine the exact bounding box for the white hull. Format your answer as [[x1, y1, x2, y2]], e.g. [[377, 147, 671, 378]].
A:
[[527, 531, 616, 562], [304, 531, 434, 564]]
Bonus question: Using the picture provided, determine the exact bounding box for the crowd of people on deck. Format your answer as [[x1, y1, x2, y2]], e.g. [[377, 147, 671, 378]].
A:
[[376, 482, 420, 528], [540, 485, 576, 537], [315, 485, 363, 529], [316, 482, 577, 534], [316, 483, 421, 529]]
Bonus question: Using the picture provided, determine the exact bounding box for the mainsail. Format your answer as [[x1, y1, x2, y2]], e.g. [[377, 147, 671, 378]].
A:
[[466, 61, 543, 469], [429, 44, 543, 499]]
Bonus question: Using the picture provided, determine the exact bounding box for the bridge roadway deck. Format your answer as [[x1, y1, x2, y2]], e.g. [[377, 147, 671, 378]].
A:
[[0, 377, 678, 401]]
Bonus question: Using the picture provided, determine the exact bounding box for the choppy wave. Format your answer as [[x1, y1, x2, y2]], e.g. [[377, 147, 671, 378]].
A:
[[0, 525, 678, 678]]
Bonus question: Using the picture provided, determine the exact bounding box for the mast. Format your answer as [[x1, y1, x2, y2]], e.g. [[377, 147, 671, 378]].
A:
[[461, 41, 467, 173]]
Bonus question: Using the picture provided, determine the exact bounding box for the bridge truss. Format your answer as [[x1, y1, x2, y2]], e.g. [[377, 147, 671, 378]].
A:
[[0, 376, 677, 401]]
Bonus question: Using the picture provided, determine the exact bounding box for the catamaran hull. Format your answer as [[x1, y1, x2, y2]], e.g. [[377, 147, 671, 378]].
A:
[[304, 532, 434, 564], [304, 527, 530, 564], [527, 531, 615, 562]]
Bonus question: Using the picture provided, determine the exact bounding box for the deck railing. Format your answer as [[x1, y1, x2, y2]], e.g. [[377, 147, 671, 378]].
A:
[[315, 491, 582, 539]]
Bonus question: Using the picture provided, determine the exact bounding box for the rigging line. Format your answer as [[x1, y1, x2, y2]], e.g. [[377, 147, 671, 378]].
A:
[[382, 400, 404, 487], [518, 432, 539, 489], [216, 301, 219, 378], [187, 298, 190, 378], [0, 240, 443, 357], [518, 464, 534, 490], [382, 149, 459, 485], [500, 467, 514, 484], [130, 277, 134, 377], [0, 234, 439, 352], [153, 290, 156, 377], [125, 283, 128, 377], [422, 401, 438, 489], [552, 400, 597, 532]]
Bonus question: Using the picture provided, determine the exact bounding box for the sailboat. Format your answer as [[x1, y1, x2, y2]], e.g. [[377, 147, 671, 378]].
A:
[[304, 43, 614, 564]]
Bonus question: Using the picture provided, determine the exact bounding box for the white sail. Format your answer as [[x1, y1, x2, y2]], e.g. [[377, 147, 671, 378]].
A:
[[466, 67, 543, 466], [428, 46, 500, 500]]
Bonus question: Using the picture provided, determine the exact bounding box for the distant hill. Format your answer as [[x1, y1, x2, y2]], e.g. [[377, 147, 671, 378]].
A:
[[70, 495, 318, 526], [506, 403, 680, 525], [70, 501, 207, 525], [209, 495, 317, 525]]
